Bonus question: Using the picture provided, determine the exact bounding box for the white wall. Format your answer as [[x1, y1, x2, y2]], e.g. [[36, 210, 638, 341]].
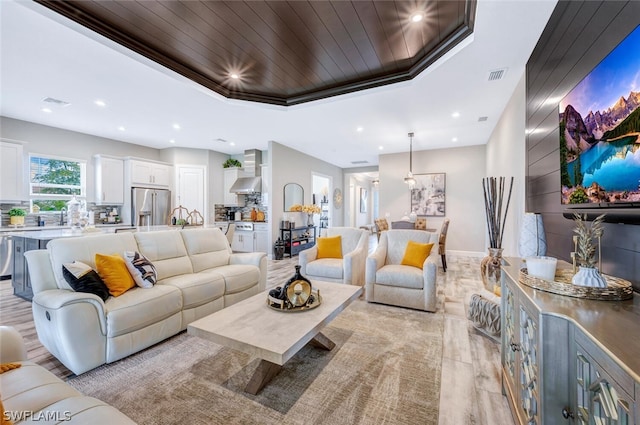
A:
[[1, 116, 160, 203], [485, 73, 526, 257], [378, 144, 486, 255], [269, 141, 343, 252], [0, 116, 234, 224]]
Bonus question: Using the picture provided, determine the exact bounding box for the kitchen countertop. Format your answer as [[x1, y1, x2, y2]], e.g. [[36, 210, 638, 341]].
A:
[[0, 224, 132, 233], [5, 223, 252, 239]]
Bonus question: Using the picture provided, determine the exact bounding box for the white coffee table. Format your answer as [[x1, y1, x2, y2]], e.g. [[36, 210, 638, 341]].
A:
[[187, 280, 362, 394]]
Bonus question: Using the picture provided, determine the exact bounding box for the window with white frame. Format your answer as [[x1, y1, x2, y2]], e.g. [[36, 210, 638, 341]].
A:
[[29, 154, 86, 211]]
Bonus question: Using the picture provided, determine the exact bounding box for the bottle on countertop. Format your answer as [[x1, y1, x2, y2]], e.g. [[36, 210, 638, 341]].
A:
[[250, 208, 257, 221]]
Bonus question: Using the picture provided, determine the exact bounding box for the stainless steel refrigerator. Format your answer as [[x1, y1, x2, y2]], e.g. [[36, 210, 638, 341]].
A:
[[132, 188, 171, 227]]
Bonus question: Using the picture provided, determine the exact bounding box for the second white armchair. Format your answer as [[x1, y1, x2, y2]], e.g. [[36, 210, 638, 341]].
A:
[[365, 229, 438, 312], [299, 227, 369, 286]]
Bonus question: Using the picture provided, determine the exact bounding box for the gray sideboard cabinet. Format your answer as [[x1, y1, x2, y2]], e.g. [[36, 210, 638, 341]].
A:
[[501, 260, 639, 425]]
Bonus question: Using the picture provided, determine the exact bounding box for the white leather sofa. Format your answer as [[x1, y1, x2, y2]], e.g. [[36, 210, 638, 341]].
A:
[[365, 229, 439, 312], [0, 326, 136, 424], [24, 228, 266, 375], [299, 227, 369, 286]]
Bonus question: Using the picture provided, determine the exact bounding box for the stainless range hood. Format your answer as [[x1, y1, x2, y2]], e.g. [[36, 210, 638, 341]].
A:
[[229, 149, 262, 193]]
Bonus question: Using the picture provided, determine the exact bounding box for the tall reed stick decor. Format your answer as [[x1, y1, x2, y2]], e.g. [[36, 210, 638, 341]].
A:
[[480, 176, 514, 292], [482, 176, 514, 249]]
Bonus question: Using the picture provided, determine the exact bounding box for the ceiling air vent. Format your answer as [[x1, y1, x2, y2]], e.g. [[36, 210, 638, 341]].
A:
[[351, 160, 369, 165], [488, 68, 507, 81], [42, 97, 70, 107], [478, 116, 488, 122]]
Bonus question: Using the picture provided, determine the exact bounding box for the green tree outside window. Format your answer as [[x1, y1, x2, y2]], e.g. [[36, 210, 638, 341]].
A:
[[29, 155, 85, 211]]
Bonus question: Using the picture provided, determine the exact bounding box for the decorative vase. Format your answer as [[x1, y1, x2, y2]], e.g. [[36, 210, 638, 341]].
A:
[[307, 213, 314, 227], [67, 196, 82, 230], [519, 213, 546, 258], [572, 266, 607, 288], [409, 211, 417, 223], [480, 247, 504, 293]]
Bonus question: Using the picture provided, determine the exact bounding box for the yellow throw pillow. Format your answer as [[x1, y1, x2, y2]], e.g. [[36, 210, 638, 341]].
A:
[[1, 398, 13, 425], [95, 253, 136, 297], [316, 235, 343, 259], [401, 241, 434, 269], [0, 362, 21, 374]]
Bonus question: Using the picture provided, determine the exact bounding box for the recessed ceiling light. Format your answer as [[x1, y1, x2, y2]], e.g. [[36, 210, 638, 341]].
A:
[[172, 123, 181, 130], [378, 146, 384, 150], [41, 107, 52, 113], [230, 142, 236, 146], [169, 139, 176, 144], [230, 73, 240, 80], [118, 126, 126, 131], [452, 137, 458, 142], [411, 13, 424, 23], [356, 126, 364, 132], [452, 112, 460, 118], [94, 100, 106, 107]]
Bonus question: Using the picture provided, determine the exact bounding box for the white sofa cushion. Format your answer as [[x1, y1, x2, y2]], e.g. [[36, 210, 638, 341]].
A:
[[48, 233, 139, 291], [375, 264, 424, 290], [134, 231, 193, 280], [159, 272, 225, 309], [0, 362, 81, 413], [213, 264, 260, 294], [180, 228, 231, 272], [306, 258, 344, 280], [104, 285, 182, 338]]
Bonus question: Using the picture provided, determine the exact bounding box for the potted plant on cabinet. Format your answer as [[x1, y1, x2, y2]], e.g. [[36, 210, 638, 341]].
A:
[[571, 213, 607, 287], [8, 208, 26, 226], [222, 158, 242, 168]]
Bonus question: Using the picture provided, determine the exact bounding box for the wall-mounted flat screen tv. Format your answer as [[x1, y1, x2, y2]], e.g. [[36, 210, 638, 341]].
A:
[[559, 25, 640, 206]]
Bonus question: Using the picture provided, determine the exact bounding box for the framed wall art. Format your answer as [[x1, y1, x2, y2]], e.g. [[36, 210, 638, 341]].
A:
[[411, 173, 445, 216]]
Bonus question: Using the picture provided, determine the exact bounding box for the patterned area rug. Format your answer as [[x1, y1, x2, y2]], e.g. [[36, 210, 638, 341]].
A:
[[68, 300, 443, 425]]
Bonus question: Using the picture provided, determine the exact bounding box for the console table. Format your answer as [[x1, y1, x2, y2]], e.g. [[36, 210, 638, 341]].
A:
[[280, 225, 316, 257], [501, 260, 640, 424]]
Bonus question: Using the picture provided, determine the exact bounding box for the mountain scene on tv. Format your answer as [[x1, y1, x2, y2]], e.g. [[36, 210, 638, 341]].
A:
[[559, 25, 640, 205]]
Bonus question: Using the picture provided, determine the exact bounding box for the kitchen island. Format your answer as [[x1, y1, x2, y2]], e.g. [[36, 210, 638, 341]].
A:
[[7, 225, 170, 300]]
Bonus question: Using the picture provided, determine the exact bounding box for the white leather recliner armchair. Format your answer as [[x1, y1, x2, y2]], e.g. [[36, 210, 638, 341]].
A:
[[365, 229, 438, 312], [299, 227, 369, 285]]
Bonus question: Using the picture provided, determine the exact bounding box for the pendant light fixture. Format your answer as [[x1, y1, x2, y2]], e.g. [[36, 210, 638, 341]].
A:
[[404, 132, 416, 186]]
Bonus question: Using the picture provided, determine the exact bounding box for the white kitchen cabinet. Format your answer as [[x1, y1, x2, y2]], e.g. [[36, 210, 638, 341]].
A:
[[94, 155, 124, 204], [129, 159, 171, 187], [0, 141, 25, 201], [254, 223, 268, 253], [231, 232, 253, 252], [223, 168, 243, 206]]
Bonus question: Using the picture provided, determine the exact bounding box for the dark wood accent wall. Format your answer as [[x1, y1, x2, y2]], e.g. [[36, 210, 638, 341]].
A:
[[525, 1, 640, 291]]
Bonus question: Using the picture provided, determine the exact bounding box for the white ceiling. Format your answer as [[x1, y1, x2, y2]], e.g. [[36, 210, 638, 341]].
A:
[[0, 0, 557, 169]]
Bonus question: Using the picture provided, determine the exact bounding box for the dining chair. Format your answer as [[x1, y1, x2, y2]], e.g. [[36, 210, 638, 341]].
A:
[[374, 218, 389, 241], [438, 219, 450, 272]]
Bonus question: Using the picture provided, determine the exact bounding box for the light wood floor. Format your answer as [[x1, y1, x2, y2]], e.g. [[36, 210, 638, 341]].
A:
[[0, 236, 513, 424]]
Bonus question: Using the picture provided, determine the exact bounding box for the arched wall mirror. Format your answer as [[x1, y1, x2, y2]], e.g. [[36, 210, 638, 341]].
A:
[[283, 183, 304, 211]]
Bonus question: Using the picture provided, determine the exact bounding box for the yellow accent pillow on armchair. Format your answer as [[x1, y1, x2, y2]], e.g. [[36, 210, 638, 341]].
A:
[[95, 253, 136, 296], [401, 241, 434, 269], [316, 235, 343, 259]]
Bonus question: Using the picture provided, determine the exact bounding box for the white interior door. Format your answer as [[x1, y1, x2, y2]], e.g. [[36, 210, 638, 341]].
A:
[[176, 165, 206, 223]]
